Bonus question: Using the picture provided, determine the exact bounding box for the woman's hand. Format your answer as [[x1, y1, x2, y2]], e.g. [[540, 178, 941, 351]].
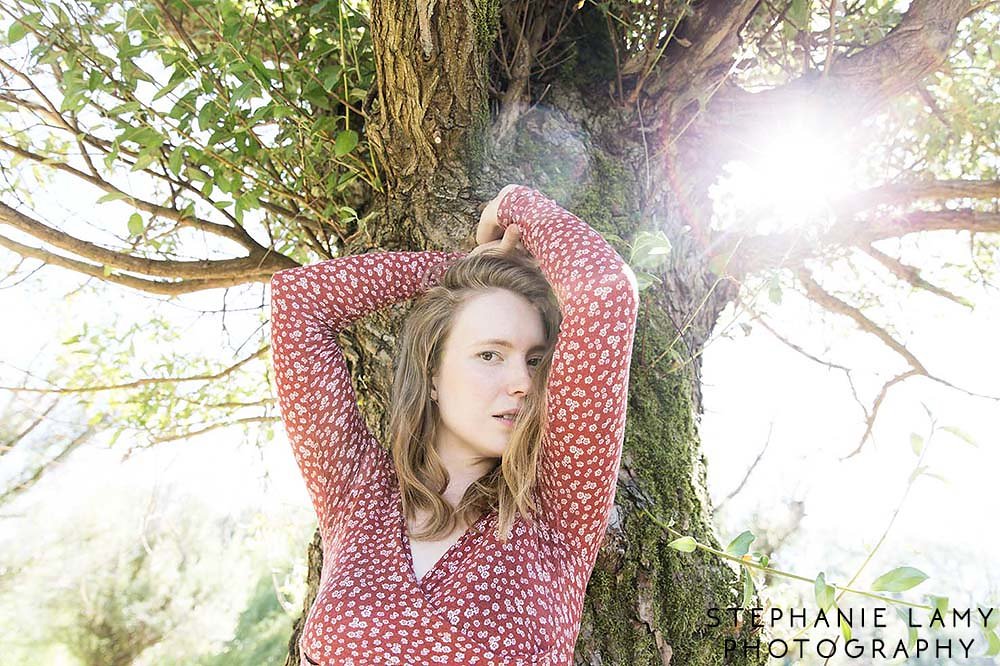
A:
[[476, 184, 522, 246], [472, 185, 526, 257], [469, 224, 524, 257]]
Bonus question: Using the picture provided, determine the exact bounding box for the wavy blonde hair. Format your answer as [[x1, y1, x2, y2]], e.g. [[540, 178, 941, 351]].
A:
[[389, 250, 562, 543]]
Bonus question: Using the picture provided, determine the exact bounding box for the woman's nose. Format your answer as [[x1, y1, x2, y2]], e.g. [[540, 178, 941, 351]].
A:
[[507, 362, 533, 395]]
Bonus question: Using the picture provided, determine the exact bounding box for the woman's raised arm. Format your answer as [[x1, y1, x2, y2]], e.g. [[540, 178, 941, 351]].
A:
[[269, 251, 463, 536], [495, 186, 640, 566]]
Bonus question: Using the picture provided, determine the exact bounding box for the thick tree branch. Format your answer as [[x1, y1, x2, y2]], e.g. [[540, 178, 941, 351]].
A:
[[694, 0, 971, 164], [655, 0, 761, 102], [0, 202, 296, 280], [0, 232, 272, 295], [839, 179, 1000, 216], [368, 0, 490, 189], [729, 209, 1000, 275], [494, 2, 548, 139]]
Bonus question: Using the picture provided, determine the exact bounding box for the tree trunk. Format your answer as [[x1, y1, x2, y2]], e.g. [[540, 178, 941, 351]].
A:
[[285, 3, 761, 665]]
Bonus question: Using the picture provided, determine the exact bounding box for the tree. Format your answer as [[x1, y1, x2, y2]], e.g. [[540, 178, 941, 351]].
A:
[[1, 0, 997, 663], [0, 469, 287, 666]]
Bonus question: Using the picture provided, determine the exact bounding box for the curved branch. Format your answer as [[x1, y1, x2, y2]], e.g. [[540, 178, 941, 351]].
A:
[[0, 232, 273, 295], [0, 202, 297, 280], [0, 140, 261, 250], [0, 86, 312, 234], [697, 0, 971, 163], [840, 179, 1000, 216], [796, 268, 927, 373], [730, 209, 1000, 275], [122, 415, 280, 459], [840, 369, 921, 460], [657, 0, 760, 98], [862, 244, 972, 308], [738, 296, 853, 372], [797, 267, 999, 457]]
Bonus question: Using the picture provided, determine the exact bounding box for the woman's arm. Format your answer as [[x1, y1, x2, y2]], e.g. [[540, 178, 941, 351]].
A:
[[495, 186, 640, 565], [269, 251, 464, 536]]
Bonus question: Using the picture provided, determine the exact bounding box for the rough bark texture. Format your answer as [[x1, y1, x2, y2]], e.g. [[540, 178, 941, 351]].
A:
[[285, 0, 972, 663], [283, 3, 761, 665]]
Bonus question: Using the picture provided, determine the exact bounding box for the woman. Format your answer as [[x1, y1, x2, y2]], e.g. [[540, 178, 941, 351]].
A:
[[270, 185, 639, 665]]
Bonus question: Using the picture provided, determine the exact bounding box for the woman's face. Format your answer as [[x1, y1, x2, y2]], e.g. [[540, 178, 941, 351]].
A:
[[430, 288, 547, 463]]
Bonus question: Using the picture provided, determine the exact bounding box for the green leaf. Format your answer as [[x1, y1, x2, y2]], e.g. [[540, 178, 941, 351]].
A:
[[986, 629, 1000, 657], [102, 264, 113, 277], [131, 152, 156, 172], [871, 566, 928, 593], [629, 229, 672, 271], [151, 69, 188, 102], [108, 101, 142, 115], [97, 191, 129, 204], [910, 433, 924, 456], [927, 595, 949, 616], [7, 20, 29, 44], [634, 271, 662, 291], [941, 425, 978, 447], [320, 65, 342, 92], [840, 609, 852, 642], [895, 607, 918, 651], [119, 126, 164, 148], [230, 81, 255, 108], [197, 102, 218, 132], [334, 129, 359, 157], [908, 465, 929, 484], [768, 273, 783, 305], [787, 0, 809, 31], [741, 570, 755, 608], [168, 146, 184, 176], [814, 572, 835, 612], [725, 531, 755, 558], [127, 212, 144, 236], [667, 536, 697, 553]]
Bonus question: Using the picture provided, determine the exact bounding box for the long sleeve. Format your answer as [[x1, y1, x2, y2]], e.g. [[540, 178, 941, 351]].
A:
[[269, 251, 464, 537], [497, 187, 640, 565]]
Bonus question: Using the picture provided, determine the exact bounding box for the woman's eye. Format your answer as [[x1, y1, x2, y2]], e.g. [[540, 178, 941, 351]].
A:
[[479, 351, 498, 361], [528, 357, 542, 367]]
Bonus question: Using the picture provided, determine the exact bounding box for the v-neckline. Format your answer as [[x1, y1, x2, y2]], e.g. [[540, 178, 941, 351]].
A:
[[395, 487, 495, 590]]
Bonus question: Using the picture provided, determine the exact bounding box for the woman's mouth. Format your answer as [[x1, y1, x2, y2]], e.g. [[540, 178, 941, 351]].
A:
[[493, 414, 517, 428]]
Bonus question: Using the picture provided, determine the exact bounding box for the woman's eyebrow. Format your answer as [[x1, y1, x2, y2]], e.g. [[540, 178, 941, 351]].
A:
[[471, 338, 548, 352]]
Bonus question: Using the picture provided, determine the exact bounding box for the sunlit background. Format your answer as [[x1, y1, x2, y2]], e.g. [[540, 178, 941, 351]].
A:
[[2, 1, 999, 664]]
